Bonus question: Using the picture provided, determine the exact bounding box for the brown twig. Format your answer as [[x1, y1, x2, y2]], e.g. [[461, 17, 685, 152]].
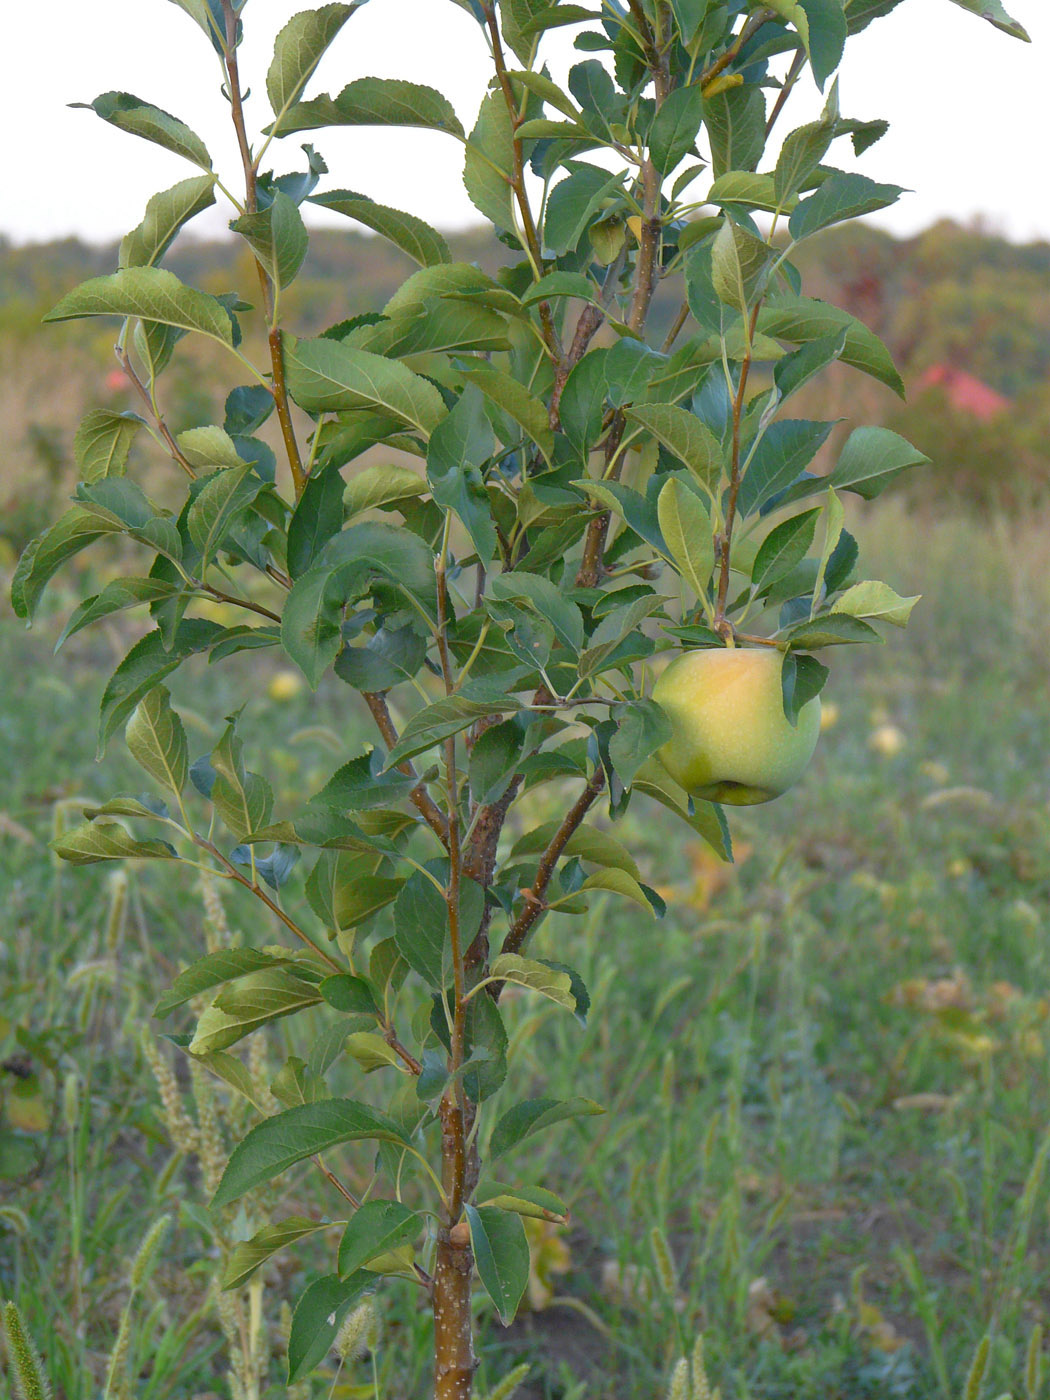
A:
[[499, 768, 606, 965], [661, 300, 690, 353], [699, 9, 775, 88], [715, 300, 763, 625], [222, 1, 307, 498], [116, 347, 197, 478], [361, 692, 450, 847], [198, 839, 344, 972], [765, 48, 806, 138], [481, 2, 562, 367]]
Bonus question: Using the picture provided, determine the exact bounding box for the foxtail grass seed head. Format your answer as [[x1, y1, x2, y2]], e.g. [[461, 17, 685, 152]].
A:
[[200, 872, 231, 952], [3, 1303, 52, 1400], [666, 1358, 689, 1400], [190, 1060, 227, 1195], [481, 1363, 531, 1400], [104, 869, 128, 955], [335, 1300, 376, 1361], [62, 1071, 79, 1133], [248, 1034, 280, 1116], [102, 1312, 132, 1400], [142, 1032, 199, 1154], [130, 1215, 170, 1290], [650, 1226, 677, 1298], [691, 1335, 712, 1400], [963, 1334, 990, 1400], [1026, 1322, 1043, 1399]]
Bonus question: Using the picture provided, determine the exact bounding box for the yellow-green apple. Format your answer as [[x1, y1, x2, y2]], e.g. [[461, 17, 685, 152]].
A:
[[652, 647, 821, 805]]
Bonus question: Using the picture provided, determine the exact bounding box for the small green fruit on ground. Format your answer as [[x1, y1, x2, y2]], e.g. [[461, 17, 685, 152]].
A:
[[652, 647, 821, 806]]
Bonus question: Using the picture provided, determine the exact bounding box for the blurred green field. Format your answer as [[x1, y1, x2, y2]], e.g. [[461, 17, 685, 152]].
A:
[[3, 494, 1050, 1399]]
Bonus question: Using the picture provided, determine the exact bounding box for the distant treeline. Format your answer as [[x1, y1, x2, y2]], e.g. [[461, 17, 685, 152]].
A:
[[1, 217, 1048, 553]]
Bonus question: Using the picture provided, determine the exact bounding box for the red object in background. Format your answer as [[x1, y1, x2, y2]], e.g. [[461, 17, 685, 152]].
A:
[[916, 364, 1010, 421], [104, 369, 127, 394]]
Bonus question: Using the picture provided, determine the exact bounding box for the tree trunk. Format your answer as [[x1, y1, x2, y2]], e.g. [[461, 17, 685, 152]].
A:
[[433, 1228, 475, 1399]]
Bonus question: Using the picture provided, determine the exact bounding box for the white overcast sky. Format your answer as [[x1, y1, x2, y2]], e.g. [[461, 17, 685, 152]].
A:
[[1, 0, 1046, 247]]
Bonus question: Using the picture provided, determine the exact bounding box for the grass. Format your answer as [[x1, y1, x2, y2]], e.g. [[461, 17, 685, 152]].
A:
[[3, 500, 1050, 1399]]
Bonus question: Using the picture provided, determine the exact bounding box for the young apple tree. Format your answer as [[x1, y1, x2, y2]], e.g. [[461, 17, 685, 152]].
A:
[[15, 0, 1028, 1393]]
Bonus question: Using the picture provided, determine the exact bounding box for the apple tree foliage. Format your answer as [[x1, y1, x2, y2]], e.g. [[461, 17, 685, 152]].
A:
[[13, 0, 1028, 1392]]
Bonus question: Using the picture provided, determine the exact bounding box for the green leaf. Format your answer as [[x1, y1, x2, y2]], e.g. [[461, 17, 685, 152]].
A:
[[57, 577, 178, 649], [338, 1201, 418, 1276], [211, 718, 274, 840], [789, 172, 904, 239], [187, 463, 263, 567], [427, 385, 497, 561], [544, 164, 624, 255], [608, 698, 673, 791], [464, 91, 516, 230], [631, 757, 732, 861], [120, 174, 217, 268], [285, 337, 446, 435], [559, 349, 609, 456], [756, 295, 903, 396], [648, 84, 704, 173], [230, 191, 308, 289], [710, 218, 770, 310], [11, 509, 122, 621], [213, 1099, 407, 1207], [50, 822, 177, 866], [288, 466, 346, 578], [774, 120, 835, 203], [656, 478, 714, 604], [177, 424, 245, 469], [780, 613, 882, 647], [772, 330, 847, 404], [751, 509, 821, 595], [738, 420, 835, 518], [393, 868, 485, 987], [319, 973, 379, 1016], [489, 955, 576, 1012], [282, 524, 436, 687], [707, 171, 787, 214], [490, 1097, 604, 1159], [704, 85, 766, 179], [465, 1205, 530, 1324], [167, 0, 226, 50], [98, 621, 221, 755], [944, 0, 1029, 38], [798, 0, 848, 87], [125, 685, 188, 795], [830, 579, 920, 627], [344, 463, 425, 518], [511, 820, 640, 879], [310, 189, 451, 267], [223, 1218, 331, 1291], [781, 651, 829, 725], [574, 867, 656, 914], [190, 970, 322, 1054], [274, 76, 464, 137], [476, 1181, 568, 1222], [508, 67, 580, 118], [266, 4, 357, 123], [489, 572, 584, 653], [74, 91, 212, 168], [155, 948, 293, 1018], [811, 485, 845, 607], [459, 363, 554, 462], [44, 267, 234, 346], [287, 1272, 372, 1382], [829, 426, 929, 498], [74, 409, 143, 481], [468, 718, 527, 805]]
